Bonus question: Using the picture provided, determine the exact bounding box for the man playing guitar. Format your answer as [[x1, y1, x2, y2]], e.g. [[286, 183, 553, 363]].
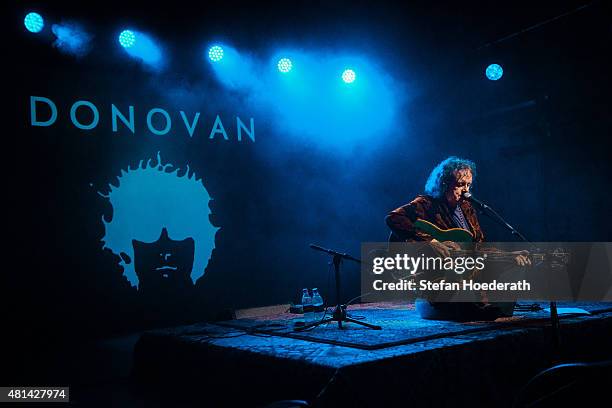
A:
[[386, 156, 530, 320]]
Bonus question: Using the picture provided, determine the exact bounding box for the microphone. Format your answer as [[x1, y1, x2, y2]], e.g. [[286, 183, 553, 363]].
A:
[[462, 192, 489, 210], [463, 193, 530, 242], [309, 244, 361, 263]]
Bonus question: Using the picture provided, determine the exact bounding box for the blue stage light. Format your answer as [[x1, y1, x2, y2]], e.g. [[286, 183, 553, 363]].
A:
[[24, 12, 44, 33], [486, 63, 503, 80], [119, 30, 136, 48], [342, 69, 356, 84], [277, 58, 292, 73], [120, 30, 164, 70], [243, 51, 399, 150], [208, 45, 224, 62]]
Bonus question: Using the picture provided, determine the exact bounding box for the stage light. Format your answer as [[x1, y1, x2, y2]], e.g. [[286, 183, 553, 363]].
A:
[[119, 30, 136, 48], [247, 51, 398, 150], [24, 12, 44, 33], [208, 45, 224, 62], [486, 63, 503, 81], [277, 58, 292, 73], [342, 69, 356, 84], [120, 30, 164, 70]]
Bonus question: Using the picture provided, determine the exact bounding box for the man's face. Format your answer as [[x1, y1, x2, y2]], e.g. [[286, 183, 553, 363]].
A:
[[445, 168, 473, 206], [132, 227, 195, 295]]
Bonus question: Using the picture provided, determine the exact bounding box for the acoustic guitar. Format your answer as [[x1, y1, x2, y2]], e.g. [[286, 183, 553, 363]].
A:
[[414, 218, 474, 243], [414, 218, 569, 265]]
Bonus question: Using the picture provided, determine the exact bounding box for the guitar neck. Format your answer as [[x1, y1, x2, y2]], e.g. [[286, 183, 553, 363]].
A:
[[450, 249, 544, 263]]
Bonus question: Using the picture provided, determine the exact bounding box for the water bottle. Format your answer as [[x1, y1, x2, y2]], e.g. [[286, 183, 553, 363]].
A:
[[312, 288, 324, 321], [301, 288, 314, 323]]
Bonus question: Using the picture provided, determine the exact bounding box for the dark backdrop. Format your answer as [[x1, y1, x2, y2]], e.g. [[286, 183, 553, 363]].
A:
[[5, 0, 611, 348]]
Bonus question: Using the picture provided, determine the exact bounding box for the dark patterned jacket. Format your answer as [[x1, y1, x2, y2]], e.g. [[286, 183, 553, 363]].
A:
[[386, 195, 484, 243], [386, 196, 517, 317]]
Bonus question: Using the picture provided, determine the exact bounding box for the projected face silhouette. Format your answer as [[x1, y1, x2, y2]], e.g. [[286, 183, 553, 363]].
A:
[[101, 154, 218, 293], [132, 227, 195, 294]]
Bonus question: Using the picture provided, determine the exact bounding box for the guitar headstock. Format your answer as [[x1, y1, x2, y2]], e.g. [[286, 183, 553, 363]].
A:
[[550, 247, 570, 268], [531, 247, 570, 268]]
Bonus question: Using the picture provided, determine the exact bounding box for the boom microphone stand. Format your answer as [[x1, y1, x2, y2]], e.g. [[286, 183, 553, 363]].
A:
[[294, 244, 382, 331], [463, 192, 561, 354]]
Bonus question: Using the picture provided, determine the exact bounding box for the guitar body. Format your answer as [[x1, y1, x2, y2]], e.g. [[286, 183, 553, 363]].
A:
[[414, 219, 473, 243], [412, 218, 516, 321]]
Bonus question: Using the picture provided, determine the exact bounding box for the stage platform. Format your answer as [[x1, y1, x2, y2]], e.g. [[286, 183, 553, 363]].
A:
[[133, 302, 612, 407]]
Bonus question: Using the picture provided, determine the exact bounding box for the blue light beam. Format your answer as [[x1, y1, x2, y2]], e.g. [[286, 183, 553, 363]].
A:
[[51, 22, 93, 58], [207, 44, 259, 90], [253, 51, 399, 150], [120, 30, 165, 71], [205, 47, 402, 151]]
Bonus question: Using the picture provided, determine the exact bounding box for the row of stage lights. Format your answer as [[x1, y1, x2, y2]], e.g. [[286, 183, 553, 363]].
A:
[[120, 29, 360, 83], [24, 11, 359, 84], [24, 11, 505, 82]]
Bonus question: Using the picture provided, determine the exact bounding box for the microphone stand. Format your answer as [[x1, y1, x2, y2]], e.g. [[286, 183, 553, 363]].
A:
[[466, 194, 561, 356], [294, 244, 382, 331]]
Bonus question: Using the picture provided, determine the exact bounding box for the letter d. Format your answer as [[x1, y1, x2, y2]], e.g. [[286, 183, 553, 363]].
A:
[[30, 96, 58, 127]]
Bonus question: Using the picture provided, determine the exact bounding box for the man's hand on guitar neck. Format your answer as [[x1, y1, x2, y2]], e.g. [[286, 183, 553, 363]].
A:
[[429, 239, 461, 258], [512, 250, 531, 267], [428, 240, 532, 266], [479, 248, 532, 266]]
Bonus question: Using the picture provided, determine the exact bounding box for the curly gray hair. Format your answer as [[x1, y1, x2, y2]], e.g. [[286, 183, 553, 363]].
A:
[[424, 156, 476, 198]]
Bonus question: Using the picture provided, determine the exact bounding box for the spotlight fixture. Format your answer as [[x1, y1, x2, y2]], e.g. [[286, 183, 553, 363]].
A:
[[208, 45, 224, 62], [486, 63, 503, 81], [24, 12, 44, 33], [119, 30, 136, 48], [342, 69, 356, 84], [277, 58, 292, 73]]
